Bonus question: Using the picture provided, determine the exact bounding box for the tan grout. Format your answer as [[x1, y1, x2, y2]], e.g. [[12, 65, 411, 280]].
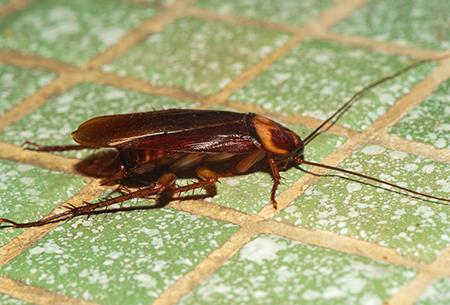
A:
[[0, 75, 81, 133], [85, 0, 190, 69], [0, 50, 80, 74], [0, 0, 30, 19], [186, 7, 301, 34], [0, 277, 100, 305], [317, 32, 444, 60], [374, 134, 450, 164], [151, 227, 253, 305], [83, 70, 206, 103], [260, 220, 426, 270], [198, 1, 369, 106], [385, 272, 437, 305], [386, 247, 450, 305], [0, 141, 81, 174], [205, 33, 308, 105], [224, 100, 358, 138], [365, 58, 450, 135], [258, 136, 365, 218], [0, 181, 102, 266], [309, 0, 367, 30], [169, 200, 260, 226]]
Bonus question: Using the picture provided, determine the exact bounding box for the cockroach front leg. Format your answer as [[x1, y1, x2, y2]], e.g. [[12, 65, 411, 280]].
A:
[[267, 154, 280, 210], [0, 173, 177, 229]]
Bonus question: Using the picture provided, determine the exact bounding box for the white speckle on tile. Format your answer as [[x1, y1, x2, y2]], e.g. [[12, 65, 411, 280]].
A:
[[346, 182, 362, 193], [225, 178, 240, 187], [361, 145, 385, 155], [29, 240, 63, 255], [240, 236, 286, 263], [421, 164, 435, 174], [134, 273, 156, 288], [389, 151, 407, 159]]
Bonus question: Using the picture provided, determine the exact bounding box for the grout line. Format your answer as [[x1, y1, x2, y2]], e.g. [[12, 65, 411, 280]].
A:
[[82, 70, 206, 103], [386, 247, 450, 305], [0, 142, 81, 174], [84, 0, 190, 69], [365, 58, 450, 135], [317, 32, 444, 60], [187, 4, 444, 61], [0, 277, 100, 305], [263, 57, 450, 218], [260, 220, 426, 270], [0, 0, 30, 19], [168, 200, 260, 226], [224, 100, 358, 138], [205, 33, 307, 105], [309, 0, 368, 30], [186, 7, 301, 34], [151, 227, 253, 305], [0, 181, 103, 267], [374, 134, 450, 164], [201, 0, 370, 106], [385, 272, 437, 305], [0, 50, 80, 74], [258, 136, 364, 218], [0, 75, 81, 133]]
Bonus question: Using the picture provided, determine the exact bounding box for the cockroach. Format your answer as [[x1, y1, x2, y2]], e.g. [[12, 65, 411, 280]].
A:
[[1, 59, 449, 229]]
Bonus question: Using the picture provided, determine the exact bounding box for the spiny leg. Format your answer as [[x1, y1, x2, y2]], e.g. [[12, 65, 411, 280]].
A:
[[22, 140, 90, 152], [266, 153, 280, 210], [0, 173, 177, 229]]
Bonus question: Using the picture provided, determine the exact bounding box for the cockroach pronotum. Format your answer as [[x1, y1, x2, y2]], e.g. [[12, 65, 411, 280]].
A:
[[0, 58, 449, 228]]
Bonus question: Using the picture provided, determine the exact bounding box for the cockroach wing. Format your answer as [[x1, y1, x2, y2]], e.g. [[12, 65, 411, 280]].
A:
[[72, 109, 259, 153]]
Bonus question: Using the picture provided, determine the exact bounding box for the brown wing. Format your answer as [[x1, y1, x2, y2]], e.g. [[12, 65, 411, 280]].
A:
[[72, 109, 259, 153]]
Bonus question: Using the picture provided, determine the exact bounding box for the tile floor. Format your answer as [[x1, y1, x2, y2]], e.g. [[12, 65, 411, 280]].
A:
[[0, 0, 449, 305]]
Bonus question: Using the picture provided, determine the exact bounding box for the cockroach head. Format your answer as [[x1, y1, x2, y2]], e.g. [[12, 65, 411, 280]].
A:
[[250, 114, 304, 159]]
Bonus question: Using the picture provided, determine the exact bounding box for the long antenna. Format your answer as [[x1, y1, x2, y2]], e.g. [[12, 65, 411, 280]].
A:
[[303, 59, 428, 145], [298, 159, 450, 205]]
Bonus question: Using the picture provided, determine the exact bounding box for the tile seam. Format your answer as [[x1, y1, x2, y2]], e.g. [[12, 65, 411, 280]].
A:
[[0, 277, 100, 305], [0, 75, 81, 133], [0, 0, 30, 19], [0, 180, 103, 266], [84, 0, 191, 69]]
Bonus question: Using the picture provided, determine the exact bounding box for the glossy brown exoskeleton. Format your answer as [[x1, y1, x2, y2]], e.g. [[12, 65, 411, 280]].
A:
[[1, 59, 449, 228]]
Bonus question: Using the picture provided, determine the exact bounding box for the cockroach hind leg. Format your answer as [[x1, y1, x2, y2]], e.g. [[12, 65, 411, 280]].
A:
[[0, 218, 18, 229]]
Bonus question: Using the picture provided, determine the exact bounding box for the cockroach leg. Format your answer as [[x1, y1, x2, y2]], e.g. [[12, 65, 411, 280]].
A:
[[234, 150, 266, 174], [0, 173, 177, 228], [267, 154, 281, 210], [22, 140, 89, 152]]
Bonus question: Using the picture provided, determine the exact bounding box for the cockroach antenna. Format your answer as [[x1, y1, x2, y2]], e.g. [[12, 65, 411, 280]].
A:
[[295, 54, 450, 205]]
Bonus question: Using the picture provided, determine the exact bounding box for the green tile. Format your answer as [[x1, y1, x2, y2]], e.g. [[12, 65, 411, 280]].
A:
[[196, 0, 338, 26], [231, 39, 434, 131], [0, 83, 191, 158], [0, 0, 157, 65], [179, 234, 415, 305], [104, 16, 290, 95], [0, 64, 54, 116], [0, 208, 238, 305], [416, 278, 450, 305], [0, 160, 86, 246], [276, 145, 450, 262], [332, 0, 450, 50], [207, 122, 345, 214], [0, 0, 9, 6], [0, 294, 32, 305], [390, 80, 450, 149]]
